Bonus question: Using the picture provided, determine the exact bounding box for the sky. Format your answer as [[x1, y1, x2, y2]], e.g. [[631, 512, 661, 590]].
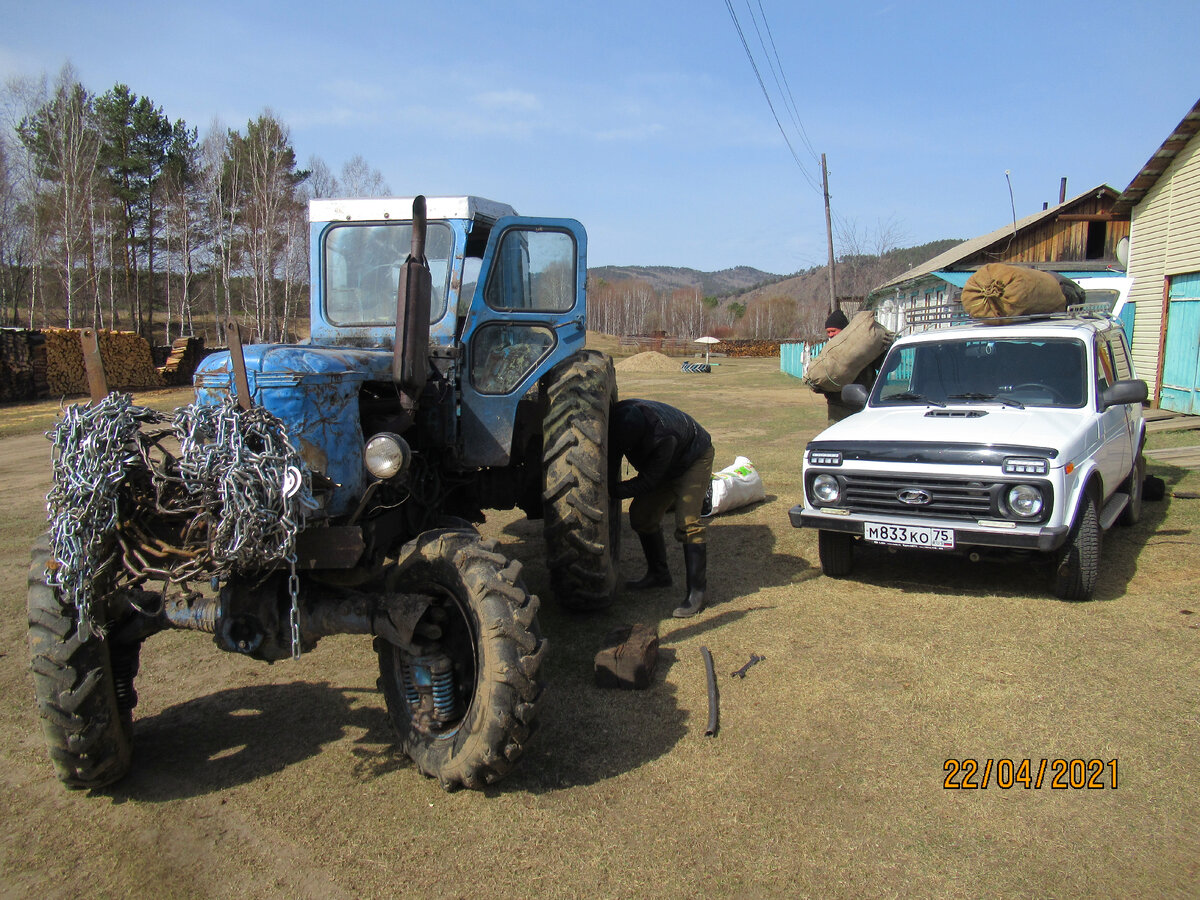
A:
[[2, 0, 1198, 276]]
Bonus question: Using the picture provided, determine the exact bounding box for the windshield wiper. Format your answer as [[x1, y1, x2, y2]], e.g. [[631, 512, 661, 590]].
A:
[[948, 392, 1025, 409], [887, 391, 946, 408]]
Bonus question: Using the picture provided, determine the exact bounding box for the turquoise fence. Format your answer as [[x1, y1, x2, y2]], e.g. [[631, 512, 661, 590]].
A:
[[780, 341, 824, 379]]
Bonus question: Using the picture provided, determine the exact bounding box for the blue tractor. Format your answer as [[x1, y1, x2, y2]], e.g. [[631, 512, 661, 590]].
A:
[[29, 196, 620, 791]]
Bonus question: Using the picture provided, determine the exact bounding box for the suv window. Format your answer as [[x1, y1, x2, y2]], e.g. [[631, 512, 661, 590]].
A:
[[874, 337, 1088, 408]]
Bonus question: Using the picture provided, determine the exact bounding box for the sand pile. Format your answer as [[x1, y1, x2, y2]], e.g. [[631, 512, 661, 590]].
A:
[[615, 351, 679, 373]]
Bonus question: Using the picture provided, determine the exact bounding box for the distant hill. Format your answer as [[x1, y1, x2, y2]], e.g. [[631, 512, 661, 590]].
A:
[[588, 265, 778, 298], [722, 238, 963, 337], [585, 238, 963, 340]]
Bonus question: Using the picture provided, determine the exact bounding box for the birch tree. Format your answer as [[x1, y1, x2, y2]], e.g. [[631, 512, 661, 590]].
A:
[[18, 66, 103, 328]]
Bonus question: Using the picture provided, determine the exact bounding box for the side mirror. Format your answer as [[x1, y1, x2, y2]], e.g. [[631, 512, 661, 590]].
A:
[[1100, 379, 1148, 410], [842, 384, 869, 411]]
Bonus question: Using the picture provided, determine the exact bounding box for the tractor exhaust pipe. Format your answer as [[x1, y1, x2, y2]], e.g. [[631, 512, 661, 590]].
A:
[[392, 195, 433, 407]]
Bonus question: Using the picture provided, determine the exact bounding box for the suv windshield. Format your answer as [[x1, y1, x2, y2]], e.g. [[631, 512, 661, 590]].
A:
[[323, 222, 454, 326], [873, 337, 1088, 409]]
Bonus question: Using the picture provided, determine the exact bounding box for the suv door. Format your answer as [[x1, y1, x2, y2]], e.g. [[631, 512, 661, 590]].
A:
[[457, 217, 587, 466], [1094, 332, 1134, 499]]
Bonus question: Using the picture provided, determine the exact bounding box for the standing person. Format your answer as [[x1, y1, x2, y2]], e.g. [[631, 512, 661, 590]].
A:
[[816, 308, 882, 424], [609, 399, 715, 618]]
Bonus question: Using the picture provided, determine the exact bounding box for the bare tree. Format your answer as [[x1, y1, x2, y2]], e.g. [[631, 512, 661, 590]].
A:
[[339, 154, 389, 197], [305, 154, 339, 199], [18, 64, 104, 328], [0, 74, 48, 325]]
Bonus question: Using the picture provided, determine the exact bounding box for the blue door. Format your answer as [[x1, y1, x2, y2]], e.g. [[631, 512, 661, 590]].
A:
[[1160, 272, 1200, 414], [457, 217, 588, 466]]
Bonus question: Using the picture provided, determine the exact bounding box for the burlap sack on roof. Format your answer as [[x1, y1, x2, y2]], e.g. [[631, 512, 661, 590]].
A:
[[961, 264, 1085, 321]]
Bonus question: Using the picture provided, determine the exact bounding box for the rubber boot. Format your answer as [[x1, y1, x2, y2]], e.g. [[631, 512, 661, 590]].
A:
[[626, 529, 672, 590], [673, 543, 706, 618]]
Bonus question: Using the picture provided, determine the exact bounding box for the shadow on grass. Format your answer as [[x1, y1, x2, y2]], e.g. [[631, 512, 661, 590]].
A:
[[105, 681, 400, 802], [828, 465, 1185, 603]]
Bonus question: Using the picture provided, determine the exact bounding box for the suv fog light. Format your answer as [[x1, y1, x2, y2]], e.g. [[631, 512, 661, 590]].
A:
[[812, 474, 841, 504], [1007, 484, 1043, 518], [365, 432, 412, 480]]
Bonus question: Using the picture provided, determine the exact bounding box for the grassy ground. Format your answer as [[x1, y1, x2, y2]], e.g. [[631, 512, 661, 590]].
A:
[[0, 358, 1196, 898]]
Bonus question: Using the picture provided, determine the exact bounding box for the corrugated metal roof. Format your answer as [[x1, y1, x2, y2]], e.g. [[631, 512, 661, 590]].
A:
[[872, 185, 1118, 294], [1112, 97, 1200, 216]]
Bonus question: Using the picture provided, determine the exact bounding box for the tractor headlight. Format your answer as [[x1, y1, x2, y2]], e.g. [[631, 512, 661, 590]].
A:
[[1006, 484, 1044, 518], [364, 432, 411, 480], [812, 473, 842, 504]]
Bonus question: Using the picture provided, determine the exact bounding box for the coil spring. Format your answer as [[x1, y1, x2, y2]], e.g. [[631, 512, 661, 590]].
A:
[[431, 661, 457, 722], [110, 645, 141, 712], [399, 661, 420, 708]]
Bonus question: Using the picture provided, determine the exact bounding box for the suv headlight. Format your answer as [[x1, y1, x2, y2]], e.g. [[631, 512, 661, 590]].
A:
[[812, 473, 841, 504], [1006, 484, 1044, 518]]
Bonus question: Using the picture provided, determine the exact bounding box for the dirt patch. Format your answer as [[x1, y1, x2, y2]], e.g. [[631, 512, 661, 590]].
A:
[[615, 351, 680, 373]]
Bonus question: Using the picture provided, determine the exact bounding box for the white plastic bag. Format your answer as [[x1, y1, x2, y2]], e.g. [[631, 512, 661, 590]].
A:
[[703, 456, 765, 517]]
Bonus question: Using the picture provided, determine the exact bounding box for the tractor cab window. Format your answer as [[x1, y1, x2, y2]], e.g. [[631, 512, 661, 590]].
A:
[[323, 222, 454, 326], [484, 228, 576, 312]]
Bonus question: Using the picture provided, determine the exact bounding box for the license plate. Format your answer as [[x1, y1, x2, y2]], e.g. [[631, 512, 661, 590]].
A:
[[864, 522, 955, 549]]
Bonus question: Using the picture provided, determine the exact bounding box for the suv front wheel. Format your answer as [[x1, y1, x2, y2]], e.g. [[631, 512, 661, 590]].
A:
[[818, 530, 855, 577], [1053, 493, 1100, 602]]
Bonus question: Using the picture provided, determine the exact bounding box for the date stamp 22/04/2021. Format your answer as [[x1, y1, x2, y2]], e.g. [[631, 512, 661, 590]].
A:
[[943, 758, 1118, 790]]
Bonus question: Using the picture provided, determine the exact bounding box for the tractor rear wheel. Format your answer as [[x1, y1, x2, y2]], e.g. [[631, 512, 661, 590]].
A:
[[541, 350, 620, 610], [376, 529, 545, 790], [27, 535, 133, 789]]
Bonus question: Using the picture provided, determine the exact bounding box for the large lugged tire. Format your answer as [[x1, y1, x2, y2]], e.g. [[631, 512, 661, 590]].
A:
[[541, 350, 620, 610], [818, 530, 854, 577], [27, 535, 133, 789], [1053, 493, 1100, 601], [376, 529, 545, 790]]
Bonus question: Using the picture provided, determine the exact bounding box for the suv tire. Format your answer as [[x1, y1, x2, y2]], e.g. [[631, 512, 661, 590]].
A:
[[1053, 493, 1100, 602], [1117, 454, 1145, 527], [818, 530, 854, 577]]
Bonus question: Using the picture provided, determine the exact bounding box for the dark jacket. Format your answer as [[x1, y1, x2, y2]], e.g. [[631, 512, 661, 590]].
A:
[[609, 399, 712, 500]]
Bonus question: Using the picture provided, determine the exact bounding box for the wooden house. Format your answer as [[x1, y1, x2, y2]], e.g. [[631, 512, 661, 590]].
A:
[[866, 185, 1130, 331], [1111, 97, 1200, 412]]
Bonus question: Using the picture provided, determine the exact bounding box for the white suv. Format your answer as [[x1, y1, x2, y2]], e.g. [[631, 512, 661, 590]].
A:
[[790, 313, 1147, 601]]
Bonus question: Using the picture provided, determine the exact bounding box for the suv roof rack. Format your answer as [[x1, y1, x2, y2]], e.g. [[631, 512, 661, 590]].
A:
[[899, 302, 1116, 335]]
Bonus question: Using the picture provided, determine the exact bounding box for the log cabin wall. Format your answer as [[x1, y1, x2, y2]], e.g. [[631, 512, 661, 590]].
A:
[[962, 192, 1128, 266]]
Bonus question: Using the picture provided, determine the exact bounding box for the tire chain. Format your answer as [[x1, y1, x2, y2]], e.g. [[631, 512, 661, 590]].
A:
[[46, 393, 164, 637], [47, 393, 315, 651]]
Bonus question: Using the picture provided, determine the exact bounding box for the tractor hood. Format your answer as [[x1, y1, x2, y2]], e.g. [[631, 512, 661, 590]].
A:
[[194, 345, 395, 517]]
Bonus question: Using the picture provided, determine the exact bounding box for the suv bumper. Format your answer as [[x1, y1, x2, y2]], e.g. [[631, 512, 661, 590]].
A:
[[789, 505, 1071, 552]]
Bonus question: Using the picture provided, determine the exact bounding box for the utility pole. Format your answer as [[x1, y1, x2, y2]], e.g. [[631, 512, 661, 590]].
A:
[[822, 153, 836, 313]]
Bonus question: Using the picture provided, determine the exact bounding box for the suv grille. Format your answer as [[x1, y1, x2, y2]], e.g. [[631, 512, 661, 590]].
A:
[[841, 473, 1000, 520]]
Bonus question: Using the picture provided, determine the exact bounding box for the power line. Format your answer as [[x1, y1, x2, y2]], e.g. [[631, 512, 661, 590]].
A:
[[752, 0, 820, 166], [723, 0, 821, 193]]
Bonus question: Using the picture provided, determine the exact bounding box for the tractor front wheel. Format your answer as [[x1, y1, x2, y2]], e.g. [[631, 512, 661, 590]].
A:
[[375, 529, 545, 790], [27, 535, 134, 789]]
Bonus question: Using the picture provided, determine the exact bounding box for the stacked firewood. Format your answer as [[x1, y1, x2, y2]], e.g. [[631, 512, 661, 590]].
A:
[[0, 329, 42, 402], [718, 339, 784, 358], [42, 328, 164, 396], [158, 335, 206, 386]]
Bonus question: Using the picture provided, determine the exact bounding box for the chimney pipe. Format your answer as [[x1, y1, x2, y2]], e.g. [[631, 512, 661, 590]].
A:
[[1058, 177, 1067, 204]]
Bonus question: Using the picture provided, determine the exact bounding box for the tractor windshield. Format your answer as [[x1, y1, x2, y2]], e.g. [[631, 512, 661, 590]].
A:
[[873, 337, 1089, 409], [323, 222, 454, 326]]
